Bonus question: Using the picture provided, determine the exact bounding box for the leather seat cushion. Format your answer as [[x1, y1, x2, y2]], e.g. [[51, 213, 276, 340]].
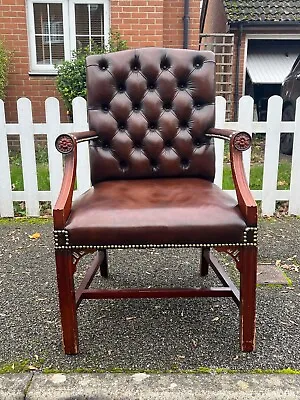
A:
[[65, 178, 247, 246]]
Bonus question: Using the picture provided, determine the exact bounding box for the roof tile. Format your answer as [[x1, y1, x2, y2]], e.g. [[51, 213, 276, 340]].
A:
[[223, 1, 300, 22]]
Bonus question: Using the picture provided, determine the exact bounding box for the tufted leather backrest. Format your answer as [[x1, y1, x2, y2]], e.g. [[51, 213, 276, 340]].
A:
[[86, 48, 216, 184]]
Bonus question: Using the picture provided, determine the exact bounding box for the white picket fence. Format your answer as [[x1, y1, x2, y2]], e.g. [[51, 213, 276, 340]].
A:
[[0, 95, 300, 217]]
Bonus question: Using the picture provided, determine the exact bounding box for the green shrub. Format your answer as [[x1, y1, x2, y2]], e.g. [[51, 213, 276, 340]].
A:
[[0, 40, 10, 100], [56, 32, 127, 114]]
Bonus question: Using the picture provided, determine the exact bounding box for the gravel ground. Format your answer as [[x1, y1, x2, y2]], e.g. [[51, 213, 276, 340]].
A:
[[0, 217, 300, 372]]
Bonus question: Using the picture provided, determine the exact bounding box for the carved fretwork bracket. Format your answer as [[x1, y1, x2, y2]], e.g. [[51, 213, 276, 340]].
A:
[[222, 248, 240, 264], [215, 246, 240, 268], [72, 249, 97, 270]]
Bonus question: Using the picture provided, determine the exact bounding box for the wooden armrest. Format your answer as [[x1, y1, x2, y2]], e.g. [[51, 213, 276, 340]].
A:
[[53, 131, 97, 228], [53, 135, 78, 229], [206, 128, 257, 225]]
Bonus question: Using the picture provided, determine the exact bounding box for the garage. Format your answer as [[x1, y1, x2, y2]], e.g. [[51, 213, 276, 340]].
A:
[[245, 39, 299, 120]]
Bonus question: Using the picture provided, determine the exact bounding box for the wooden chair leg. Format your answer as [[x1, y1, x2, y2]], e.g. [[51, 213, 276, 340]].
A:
[[239, 246, 257, 352], [200, 248, 210, 276], [99, 250, 108, 278], [55, 250, 79, 354]]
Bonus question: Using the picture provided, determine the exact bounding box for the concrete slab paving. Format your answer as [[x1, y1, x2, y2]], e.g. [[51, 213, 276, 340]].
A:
[[26, 372, 300, 400], [257, 263, 289, 285], [0, 373, 32, 400]]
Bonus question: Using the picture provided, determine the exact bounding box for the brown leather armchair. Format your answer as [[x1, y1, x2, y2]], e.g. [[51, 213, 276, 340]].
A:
[[53, 48, 257, 355]]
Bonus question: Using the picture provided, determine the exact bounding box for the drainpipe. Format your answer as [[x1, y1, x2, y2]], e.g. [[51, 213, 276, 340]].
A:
[[234, 23, 243, 119], [183, 0, 190, 48]]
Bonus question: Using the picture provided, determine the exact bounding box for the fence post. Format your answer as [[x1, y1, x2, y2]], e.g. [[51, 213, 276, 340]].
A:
[[72, 97, 90, 194], [261, 96, 282, 215], [45, 97, 63, 208], [214, 96, 226, 188], [289, 97, 300, 215], [237, 96, 254, 183], [17, 98, 40, 216], [0, 100, 14, 217]]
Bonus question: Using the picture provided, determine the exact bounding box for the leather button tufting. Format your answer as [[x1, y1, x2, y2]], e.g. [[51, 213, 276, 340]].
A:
[[130, 56, 141, 71], [193, 56, 203, 69], [181, 159, 190, 169], [160, 56, 171, 70], [134, 141, 142, 149], [98, 59, 108, 70], [133, 104, 141, 111], [150, 159, 159, 170], [163, 103, 172, 111], [118, 123, 126, 131], [119, 160, 128, 170], [149, 122, 157, 130], [180, 120, 189, 128], [164, 140, 172, 148]]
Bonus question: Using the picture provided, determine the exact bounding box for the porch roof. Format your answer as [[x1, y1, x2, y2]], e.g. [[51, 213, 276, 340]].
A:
[[223, 1, 300, 23]]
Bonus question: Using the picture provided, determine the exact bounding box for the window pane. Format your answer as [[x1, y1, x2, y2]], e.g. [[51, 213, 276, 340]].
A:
[[34, 3, 47, 35], [91, 36, 104, 48], [91, 4, 104, 36], [33, 3, 64, 65], [75, 4, 89, 35], [35, 37, 50, 64], [75, 3, 104, 50]]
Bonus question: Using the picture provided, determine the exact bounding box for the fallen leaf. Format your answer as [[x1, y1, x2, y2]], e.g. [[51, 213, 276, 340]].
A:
[[28, 365, 38, 371], [29, 232, 41, 239]]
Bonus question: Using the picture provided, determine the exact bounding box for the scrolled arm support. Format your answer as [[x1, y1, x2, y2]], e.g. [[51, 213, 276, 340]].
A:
[[205, 127, 257, 226]]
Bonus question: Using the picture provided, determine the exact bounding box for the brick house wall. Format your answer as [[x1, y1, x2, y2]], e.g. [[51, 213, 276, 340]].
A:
[[0, 0, 201, 124], [202, 0, 227, 34]]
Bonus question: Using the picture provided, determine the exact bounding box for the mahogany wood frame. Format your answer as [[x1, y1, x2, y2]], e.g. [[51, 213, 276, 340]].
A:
[[53, 129, 257, 355]]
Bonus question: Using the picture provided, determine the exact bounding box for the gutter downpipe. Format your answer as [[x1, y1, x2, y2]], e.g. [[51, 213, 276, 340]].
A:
[[234, 23, 243, 119], [183, 0, 190, 48]]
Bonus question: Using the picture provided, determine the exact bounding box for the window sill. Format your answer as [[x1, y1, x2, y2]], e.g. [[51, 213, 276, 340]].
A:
[[28, 70, 58, 76]]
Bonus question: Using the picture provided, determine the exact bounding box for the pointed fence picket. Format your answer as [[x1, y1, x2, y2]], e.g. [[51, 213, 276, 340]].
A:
[[45, 97, 63, 208], [289, 97, 300, 215], [17, 98, 39, 216], [214, 96, 225, 188], [0, 100, 13, 216], [0, 95, 300, 217]]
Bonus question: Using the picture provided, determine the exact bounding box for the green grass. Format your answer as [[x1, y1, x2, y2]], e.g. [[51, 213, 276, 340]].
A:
[[223, 161, 291, 190], [10, 146, 50, 191], [10, 164, 50, 191], [9, 146, 292, 198]]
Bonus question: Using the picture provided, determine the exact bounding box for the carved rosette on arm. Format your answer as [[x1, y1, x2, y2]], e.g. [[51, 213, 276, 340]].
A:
[[232, 131, 252, 152], [55, 134, 75, 154]]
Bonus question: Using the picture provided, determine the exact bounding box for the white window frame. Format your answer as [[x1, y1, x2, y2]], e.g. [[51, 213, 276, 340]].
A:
[[26, 0, 109, 75]]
